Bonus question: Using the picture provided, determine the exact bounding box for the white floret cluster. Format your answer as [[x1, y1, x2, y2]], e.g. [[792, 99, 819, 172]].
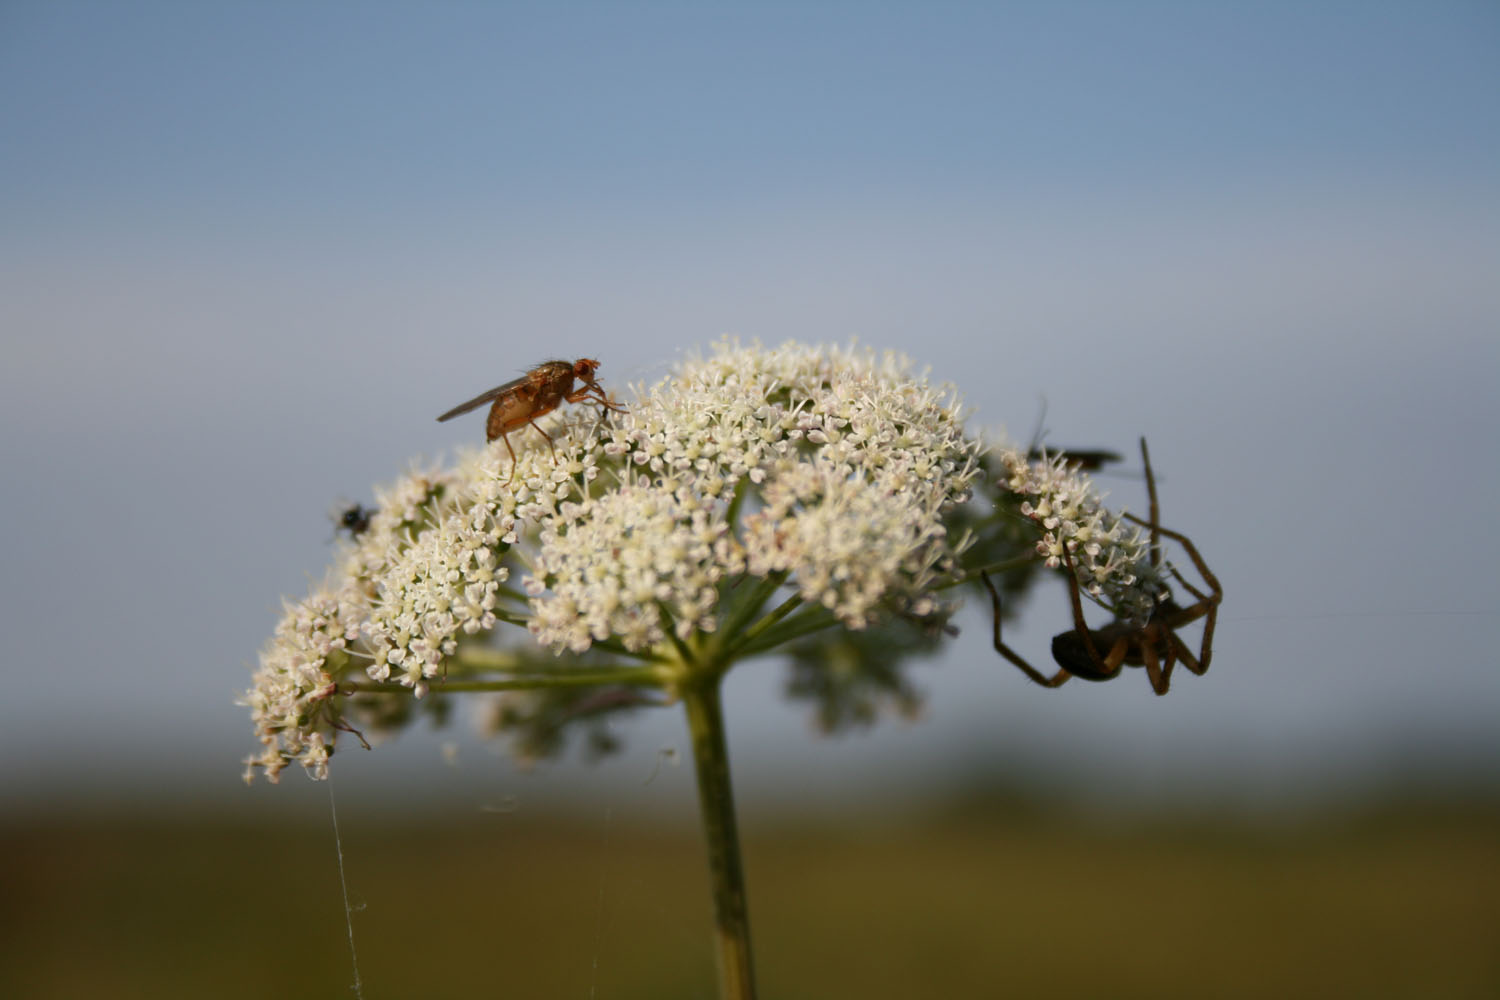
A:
[[996, 447, 1164, 624], [527, 483, 745, 653], [743, 458, 956, 628], [243, 339, 982, 782], [241, 464, 458, 782], [238, 590, 357, 781]]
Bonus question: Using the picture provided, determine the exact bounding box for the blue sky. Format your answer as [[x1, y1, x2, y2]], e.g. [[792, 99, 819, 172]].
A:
[[7, 3, 1495, 234], [2, 1, 1498, 812]]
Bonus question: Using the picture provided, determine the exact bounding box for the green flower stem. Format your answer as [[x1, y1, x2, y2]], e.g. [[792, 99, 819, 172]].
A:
[[588, 637, 676, 663], [722, 592, 804, 660], [723, 473, 752, 531], [732, 606, 840, 660], [494, 583, 531, 603], [657, 602, 699, 668], [341, 664, 668, 695], [959, 555, 1043, 582], [440, 646, 526, 672], [682, 675, 757, 1000], [716, 572, 790, 646]]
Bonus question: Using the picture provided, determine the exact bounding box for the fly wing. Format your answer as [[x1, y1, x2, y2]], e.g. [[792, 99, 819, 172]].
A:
[[436, 375, 529, 422]]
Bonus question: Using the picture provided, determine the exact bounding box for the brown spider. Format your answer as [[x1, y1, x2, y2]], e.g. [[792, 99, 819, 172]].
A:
[[981, 438, 1221, 696]]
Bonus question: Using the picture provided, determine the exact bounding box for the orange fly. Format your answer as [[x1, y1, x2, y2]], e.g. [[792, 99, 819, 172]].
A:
[[436, 358, 625, 479]]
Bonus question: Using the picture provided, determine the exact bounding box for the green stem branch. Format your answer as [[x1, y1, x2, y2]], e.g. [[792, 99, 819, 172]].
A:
[[722, 592, 804, 661], [958, 555, 1042, 583], [341, 665, 666, 695], [733, 608, 840, 659]]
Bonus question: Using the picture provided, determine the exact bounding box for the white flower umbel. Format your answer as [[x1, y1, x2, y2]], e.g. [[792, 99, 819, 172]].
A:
[[242, 339, 981, 782], [994, 447, 1164, 624]]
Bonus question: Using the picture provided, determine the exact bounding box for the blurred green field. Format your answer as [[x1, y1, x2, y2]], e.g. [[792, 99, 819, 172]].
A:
[[3, 798, 1497, 999]]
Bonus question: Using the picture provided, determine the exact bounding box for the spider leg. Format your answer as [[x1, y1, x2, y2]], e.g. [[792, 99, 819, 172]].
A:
[[330, 713, 372, 750], [1123, 515, 1222, 605], [1142, 632, 1174, 695], [1166, 630, 1208, 678], [1146, 522, 1221, 597], [1139, 437, 1162, 571], [981, 572, 1070, 688], [1196, 599, 1217, 673], [1168, 564, 1213, 607], [1059, 545, 1119, 679], [1122, 516, 1221, 674], [1103, 633, 1132, 676], [1167, 593, 1218, 674]]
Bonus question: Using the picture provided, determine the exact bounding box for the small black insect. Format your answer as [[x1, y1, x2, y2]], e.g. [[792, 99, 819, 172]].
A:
[[334, 503, 373, 539]]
